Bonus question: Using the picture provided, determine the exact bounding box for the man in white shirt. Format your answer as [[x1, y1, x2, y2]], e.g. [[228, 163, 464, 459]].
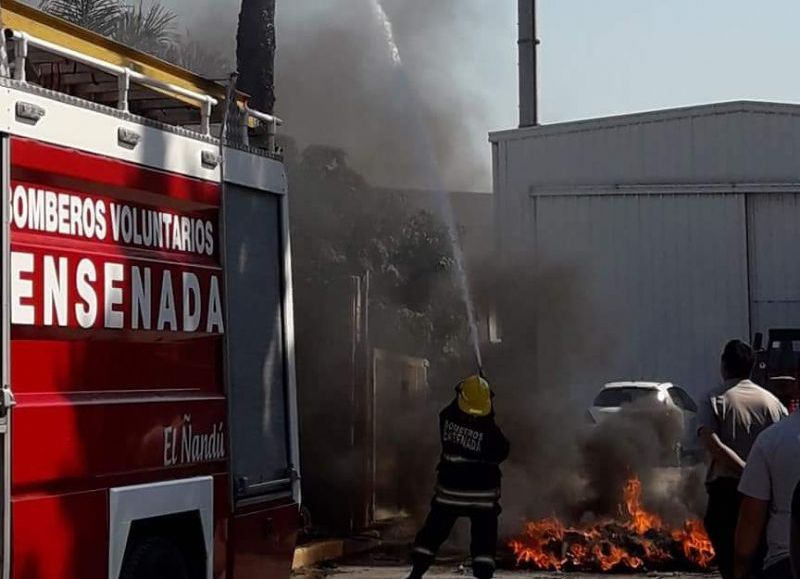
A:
[[736, 411, 800, 579], [790, 481, 800, 577], [698, 340, 787, 579]]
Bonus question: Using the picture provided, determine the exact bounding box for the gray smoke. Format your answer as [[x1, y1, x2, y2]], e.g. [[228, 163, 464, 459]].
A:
[[274, 0, 491, 191], [577, 401, 694, 524], [159, 0, 499, 191], [151, 0, 495, 532], [135, 0, 709, 537], [481, 256, 707, 536]]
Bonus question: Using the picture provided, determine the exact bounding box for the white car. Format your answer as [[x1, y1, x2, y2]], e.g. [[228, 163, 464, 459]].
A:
[[588, 381, 700, 463]]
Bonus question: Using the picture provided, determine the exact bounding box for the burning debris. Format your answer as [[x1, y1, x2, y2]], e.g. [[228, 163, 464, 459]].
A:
[[507, 477, 715, 572]]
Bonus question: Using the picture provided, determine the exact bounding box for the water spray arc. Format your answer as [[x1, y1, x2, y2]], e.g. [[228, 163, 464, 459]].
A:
[[370, 0, 402, 67], [368, 0, 484, 375], [440, 197, 484, 373]]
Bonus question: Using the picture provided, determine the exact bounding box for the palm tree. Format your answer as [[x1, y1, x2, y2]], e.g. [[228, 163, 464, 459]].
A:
[[38, 0, 123, 37], [236, 0, 276, 113], [113, 1, 176, 58], [40, 0, 276, 107], [40, 0, 176, 61]]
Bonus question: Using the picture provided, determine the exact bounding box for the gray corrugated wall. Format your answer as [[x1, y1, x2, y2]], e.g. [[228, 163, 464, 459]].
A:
[[531, 193, 750, 400], [495, 107, 800, 189], [748, 193, 800, 333], [491, 105, 800, 401]]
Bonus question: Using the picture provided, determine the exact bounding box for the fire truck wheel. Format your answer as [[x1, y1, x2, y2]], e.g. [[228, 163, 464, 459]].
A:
[[120, 536, 190, 579]]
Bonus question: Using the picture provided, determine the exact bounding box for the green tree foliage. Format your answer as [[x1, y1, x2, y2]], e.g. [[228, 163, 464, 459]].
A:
[[39, 0, 123, 37], [285, 139, 469, 372], [39, 0, 231, 78], [112, 1, 176, 55], [40, 0, 175, 55], [288, 141, 470, 531]]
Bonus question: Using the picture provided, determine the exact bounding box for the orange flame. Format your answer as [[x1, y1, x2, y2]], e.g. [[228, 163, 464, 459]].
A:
[[511, 518, 566, 570], [507, 477, 715, 572], [672, 519, 716, 569], [624, 477, 663, 535], [593, 542, 643, 572]]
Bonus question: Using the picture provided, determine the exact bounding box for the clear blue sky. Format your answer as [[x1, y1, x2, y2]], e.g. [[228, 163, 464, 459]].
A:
[[417, 0, 800, 186], [527, 0, 800, 125]]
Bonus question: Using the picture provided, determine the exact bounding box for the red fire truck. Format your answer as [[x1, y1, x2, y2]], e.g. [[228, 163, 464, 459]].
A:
[[0, 2, 301, 578]]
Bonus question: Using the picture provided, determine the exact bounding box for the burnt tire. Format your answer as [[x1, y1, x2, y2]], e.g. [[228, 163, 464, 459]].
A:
[[120, 536, 190, 579]]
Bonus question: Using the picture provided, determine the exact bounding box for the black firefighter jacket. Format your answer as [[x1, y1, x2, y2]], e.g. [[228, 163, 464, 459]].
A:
[[434, 400, 510, 511]]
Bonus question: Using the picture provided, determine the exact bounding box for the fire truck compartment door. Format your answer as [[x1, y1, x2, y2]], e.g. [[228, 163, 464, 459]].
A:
[[224, 184, 291, 499]]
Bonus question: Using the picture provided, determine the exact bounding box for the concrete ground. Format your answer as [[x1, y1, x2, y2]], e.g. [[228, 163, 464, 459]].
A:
[[295, 566, 715, 578], [293, 475, 714, 579]]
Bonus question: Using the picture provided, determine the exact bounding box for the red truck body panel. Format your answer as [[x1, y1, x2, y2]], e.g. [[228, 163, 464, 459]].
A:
[[7, 137, 298, 578]]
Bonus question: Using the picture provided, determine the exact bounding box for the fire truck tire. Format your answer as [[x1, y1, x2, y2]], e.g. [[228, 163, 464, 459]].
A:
[[120, 536, 190, 579]]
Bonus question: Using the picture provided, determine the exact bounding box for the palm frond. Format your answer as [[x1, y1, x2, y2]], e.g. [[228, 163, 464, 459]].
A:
[[112, 1, 177, 57], [39, 0, 124, 37]]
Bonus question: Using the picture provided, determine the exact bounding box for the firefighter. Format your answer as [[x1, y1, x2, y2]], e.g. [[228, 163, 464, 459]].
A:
[[407, 374, 510, 579]]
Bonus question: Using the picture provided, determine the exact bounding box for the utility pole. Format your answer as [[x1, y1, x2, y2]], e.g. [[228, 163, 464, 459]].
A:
[[518, 0, 539, 127]]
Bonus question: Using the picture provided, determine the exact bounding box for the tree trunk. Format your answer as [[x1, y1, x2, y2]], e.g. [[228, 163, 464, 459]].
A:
[[236, 0, 276, 114]]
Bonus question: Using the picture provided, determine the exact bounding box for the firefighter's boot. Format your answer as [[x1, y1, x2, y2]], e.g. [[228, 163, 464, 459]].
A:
[[407, 553, 431, 579], [472, 558, 495, 579]]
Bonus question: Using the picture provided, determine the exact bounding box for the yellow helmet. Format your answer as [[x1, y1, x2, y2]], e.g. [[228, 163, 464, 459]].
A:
[[457, 375, 492, 417]]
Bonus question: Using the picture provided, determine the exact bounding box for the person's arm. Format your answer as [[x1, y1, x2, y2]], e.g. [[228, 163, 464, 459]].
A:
[[735, 495, 769, 579], [696, 393, 746, 474], [491, 425, 510, 463], [699, 426, 746, 476], [480, 420, 510, 464]]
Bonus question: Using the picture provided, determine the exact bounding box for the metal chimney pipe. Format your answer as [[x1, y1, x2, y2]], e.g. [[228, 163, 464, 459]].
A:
[[518, 0, 538, 127]]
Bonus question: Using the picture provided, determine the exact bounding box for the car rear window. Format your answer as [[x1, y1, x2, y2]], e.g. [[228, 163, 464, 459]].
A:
[[668, 386, 698, 412], [593, 388, 658, 407]]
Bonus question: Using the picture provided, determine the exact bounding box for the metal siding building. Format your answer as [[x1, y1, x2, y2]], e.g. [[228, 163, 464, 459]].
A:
[[490, 101, 800, 397]]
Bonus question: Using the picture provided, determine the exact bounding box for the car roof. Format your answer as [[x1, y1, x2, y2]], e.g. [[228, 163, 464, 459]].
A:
[[602, 381, 673, 391]]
